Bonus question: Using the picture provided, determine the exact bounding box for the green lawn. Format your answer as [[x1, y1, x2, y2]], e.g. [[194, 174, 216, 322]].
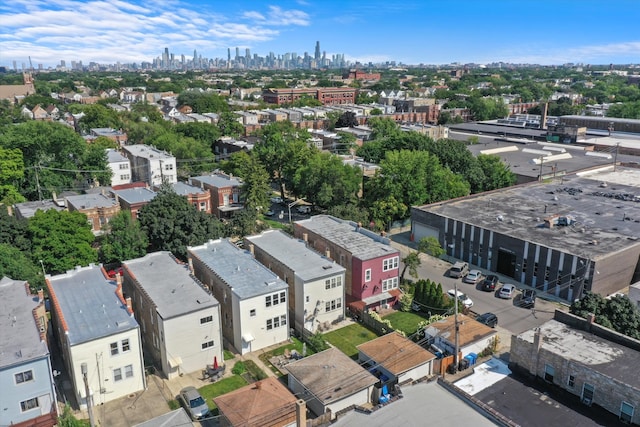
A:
[[383, 311, 425, 335], [198, 375, 248, 410], [324, 323, 379, 358]]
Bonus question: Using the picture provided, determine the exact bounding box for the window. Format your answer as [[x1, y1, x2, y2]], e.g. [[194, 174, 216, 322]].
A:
[[199, 202, 206, 211], [337, 276, 342, 287], [582, 383, 594, 405], [265, 295, 272, 307], [267, 318, 273, 330], [383, 257, 399, 272], [621, 402, 634, 423], [533, 262, 539, 277], [266, 315, 286, 330], [15, 370, 33, 384], [20, 397, 39, 412], [200, 315, 213, 324], [110, 342, 119, 356], [201, 340, 214, 350], [165, 163, 174, 170], [250, 309, 256, 317], [544, 364, 554, 383], [120, 174, 130, 180], [113, 368, 123, 382], [280, 291, 286, 304], [567, 375, 575, 388], [305, 295, 310, 303], [325, 279, 331, 290], [119, 163, 128, 170], [121, 339, 130, 352], [325, 298, 342, 312], [382, 277, 399, 291], [365, 269, 372, 282], [125, 365, 134, 378]]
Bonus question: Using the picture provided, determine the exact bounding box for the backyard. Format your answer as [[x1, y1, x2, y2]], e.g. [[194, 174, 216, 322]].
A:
[[323, 323, 379, 358], [382, 311, 426, 336]]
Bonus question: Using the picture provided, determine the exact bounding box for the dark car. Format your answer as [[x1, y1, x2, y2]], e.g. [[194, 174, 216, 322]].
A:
[[476, 312, 498, 328], [481, 274, 499, 291], [521, 289, 537, 308]]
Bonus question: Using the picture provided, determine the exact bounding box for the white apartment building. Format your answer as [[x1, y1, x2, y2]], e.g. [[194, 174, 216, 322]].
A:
[[122, 144, 177, 186]]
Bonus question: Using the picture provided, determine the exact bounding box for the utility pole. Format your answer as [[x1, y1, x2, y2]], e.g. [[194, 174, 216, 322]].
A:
[[453, 281, 459, 373], [81, 363, 96, 427]]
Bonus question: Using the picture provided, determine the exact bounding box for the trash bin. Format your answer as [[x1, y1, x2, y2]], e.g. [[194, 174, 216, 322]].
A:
[[447, 363, 457, 374], [458, 358, 470, 371]]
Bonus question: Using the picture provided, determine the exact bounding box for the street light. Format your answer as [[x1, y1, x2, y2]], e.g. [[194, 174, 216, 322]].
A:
[[287, 199, 302, 223]]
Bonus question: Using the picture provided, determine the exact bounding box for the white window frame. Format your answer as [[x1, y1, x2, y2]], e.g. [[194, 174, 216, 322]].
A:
[[382, 277, 399, 291], [201, 340, 215, 350], [200, 315, 213, 324], [250, 308, 256, 317], [121, 338, 130, 353], [113, 368, 123, 382], [567, 374, 575, 388], [110, 342, 119, 356], [20, 397, 39, 412], [621, 401, 634, 423], [15, 370, 34, 384], [383, 256, 399, 272], [365, 269, 372, 282], [125, 364, 134, 378]]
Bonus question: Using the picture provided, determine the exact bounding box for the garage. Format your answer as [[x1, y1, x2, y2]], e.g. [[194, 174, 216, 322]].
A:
[[412, 222, 439, 242]]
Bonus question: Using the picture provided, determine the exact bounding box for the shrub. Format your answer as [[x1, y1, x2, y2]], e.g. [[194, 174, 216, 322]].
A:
[[232, 361, 246, 375]]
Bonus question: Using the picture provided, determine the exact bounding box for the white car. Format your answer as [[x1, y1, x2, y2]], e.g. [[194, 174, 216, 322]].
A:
[[499, 284, 516, 299], [447, 289, 473, 308], [464, 270, 483, 284]]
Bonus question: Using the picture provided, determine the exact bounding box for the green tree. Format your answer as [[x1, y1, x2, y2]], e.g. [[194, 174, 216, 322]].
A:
[[369, 195, 407, 231], [477, 154, 516, 191], [138, 186, 225, 260], [99, 210, 149, 264], [175, 121, 222, 145], [217, 112, 245, 137], [326, 203, 370, 225], [234, 153, 271, 215], [0, 209, 31, 252], [77, 104, 123, 133], [400, 251, 421, 281], [335, 111, 358, 128], [570, 292, 640, 339], [368, 117, 400, 139], [177, 91, 230, 113], [0, 147, 26, 204], [0, 244, 45, 290], [29, 210, 97, 274], [418, 237, 444, 258], [57, 404, 90, 427]]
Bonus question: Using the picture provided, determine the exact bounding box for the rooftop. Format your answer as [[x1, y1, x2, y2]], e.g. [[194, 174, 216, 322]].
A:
[[133, 408, 192, 427], [123, 252, 218, 320], [245, 230, 345, 282], [112, 187, 157, 204], [167, 181, 207, 196], [0, 277, 49, 369], [188, 239, 288, 300], [123, 144, 174, 160], [284, 347, 378, 405], [414, 168, 640, 258], [65, 193, 119, 210], [424, 314, 496, 348], [516, 318, 640, 390], [295, 215, 399, 261], [13, 199, 65, 219], [47, 265, 138, 346], [357, 332, 435, 376], [189, 172, 242, 188], [106, 149, 129, 163], [213, 377, 297, 426]]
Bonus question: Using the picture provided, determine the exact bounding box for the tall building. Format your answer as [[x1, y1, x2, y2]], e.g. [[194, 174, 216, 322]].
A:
[[315, 41, 321, 61]]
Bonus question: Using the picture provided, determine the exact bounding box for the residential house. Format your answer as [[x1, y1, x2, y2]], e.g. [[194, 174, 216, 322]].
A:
[[357, 332, 435, 387], [160, 105, 180, 120], [122, 252, 222, 379], [202, 113, 220, 124], [111, 187, 157, 220], [122, 144, 177, 186], [13, 199, 65, 220], [235, 111, 259, 126], [90, 128, 128, 146], [213, 137, 255, 161], [189, 171, 243, 219], [510, 310, 640, 424], [294, 215, 401, 313], [188, 239, 289, 355], [246, 230, 346, 334], [164, 181, 211, 214], [186, 113, 211, 123], [21, 106, 33, 119], [424, 314, 497, 358], [133, 408, 192, 427], [45, 104, 60, 119], [285, 347, 378, 420], [65, 192, 121, 234], [0, 278, 57, 427], [106, 149, 132, 187], [32, 104, 50, 121], [47, 265, 146, 408], [213, 377, 299, 427]]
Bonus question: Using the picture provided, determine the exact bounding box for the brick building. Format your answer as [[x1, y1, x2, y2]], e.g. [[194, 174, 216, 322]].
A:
[[65, 193, 121, 234], [262, 88, 356, 106], [189, 172, 243, 219]]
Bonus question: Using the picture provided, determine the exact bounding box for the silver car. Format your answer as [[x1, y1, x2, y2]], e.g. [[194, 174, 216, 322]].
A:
[[178, 386, 210, 420], [464, 270, 483, 284], [499, 283, 516, 299]]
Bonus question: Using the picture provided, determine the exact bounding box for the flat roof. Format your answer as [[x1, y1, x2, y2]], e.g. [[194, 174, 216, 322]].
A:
[[13, 199, 65, 218], [425, 314, 496, 348], [65, 193, 119, 210], [133, 408, 192, 427], [246, 230, 345, 282], [188, 239, 288, 300], [295, 215, 399, 261], [112, 187, 157, 204], [517, 319, 640, 390], [106, 149, 128, 163], [357, 332, 435, 376], [123, 252, 218, 320], [190, 172, 242, 188], [47, 265, 139, 346], [0, 277, 49, 368], [168, 181, 207, 196], [414, 168, 640, 258], [285, 347, 378, 405], [123, 144, 174, 160]]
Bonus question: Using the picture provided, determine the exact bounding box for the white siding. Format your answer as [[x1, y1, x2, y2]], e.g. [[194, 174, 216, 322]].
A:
[[326, 387, 373, 417], [397, 363, 432, 383], [234, 293, 288, 355], [298, 273, 345, 333], [69, 330, 145, 408]]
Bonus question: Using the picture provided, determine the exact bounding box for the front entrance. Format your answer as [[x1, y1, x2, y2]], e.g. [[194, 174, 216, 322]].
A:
[[496, 249, 516, 278]]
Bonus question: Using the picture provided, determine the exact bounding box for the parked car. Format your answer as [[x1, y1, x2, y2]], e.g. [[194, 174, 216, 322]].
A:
[[521, 289, 537, 308], [475, 312, 498, 328], [447, 289, 473, 308], [499, 283, 516, 299], [270, 196, 283, 204], [265, 209, 275, 217], [178, 386, 210, 420], [481, 274, 499, 291], [464, 269, 483, 284], [297, 205, 312, 214], [449, 262, 469, 279]]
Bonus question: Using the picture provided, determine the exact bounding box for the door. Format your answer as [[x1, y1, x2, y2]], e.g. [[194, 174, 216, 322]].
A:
[[496, 249, 516, 278], [581, 383, 594, 405]]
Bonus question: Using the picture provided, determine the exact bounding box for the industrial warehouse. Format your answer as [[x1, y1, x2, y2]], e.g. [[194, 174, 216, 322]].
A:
[[411, 167, 640, 303]]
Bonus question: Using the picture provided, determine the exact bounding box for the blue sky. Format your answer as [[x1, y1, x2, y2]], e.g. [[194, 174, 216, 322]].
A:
[[1, 0, 639, 68]]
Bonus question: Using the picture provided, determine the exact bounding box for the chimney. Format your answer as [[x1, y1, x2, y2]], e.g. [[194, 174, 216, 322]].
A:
[[586, 313, 596, 332], [188, 258, 194, 274], [248, 243, 255, 256], [116, 273, 122, 287], [254, 381, 262, 390], [296, 399, 307, 427], [302, 233, 308, 242], [125, 297, 133, 314], [325, 248, 330, 259], [531, 328, 543, 376], [37, 289, 44, 303], [52, 191, 57, 202]]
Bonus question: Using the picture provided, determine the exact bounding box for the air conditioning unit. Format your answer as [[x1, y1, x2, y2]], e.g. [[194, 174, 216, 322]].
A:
[[582, 397, 592, 406]]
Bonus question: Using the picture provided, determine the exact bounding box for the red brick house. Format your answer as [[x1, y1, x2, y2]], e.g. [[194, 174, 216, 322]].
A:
[[64, 193, 121, 234], [189, 171, 243, 219], [262, 87, 356, 106]]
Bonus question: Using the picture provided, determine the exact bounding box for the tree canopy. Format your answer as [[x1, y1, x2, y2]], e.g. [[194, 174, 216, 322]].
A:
[[99, 210, 149, 264], [570, 292, 640, 339]]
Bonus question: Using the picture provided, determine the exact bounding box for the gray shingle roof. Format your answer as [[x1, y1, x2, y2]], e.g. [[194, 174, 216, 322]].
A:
[[246, 230, 345, 282], [0, 277, 49, 368], [47, 265, 139, 346], [123, 252, 218, 320], [169, 181, 207, 196], [188, 239, 288, 300], [295, 215, 399, 261]]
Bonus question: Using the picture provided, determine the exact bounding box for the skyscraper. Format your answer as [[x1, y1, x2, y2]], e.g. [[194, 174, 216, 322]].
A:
[[315, 41, 321, 61]]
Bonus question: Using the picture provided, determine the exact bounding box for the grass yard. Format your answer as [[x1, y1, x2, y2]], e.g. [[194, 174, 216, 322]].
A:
[[324, 323, 378, 358], [198, 375, 248, 410], [383, 311, 426, 335]]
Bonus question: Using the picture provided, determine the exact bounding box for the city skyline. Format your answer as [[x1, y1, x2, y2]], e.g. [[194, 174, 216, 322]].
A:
[[1, 0, 640, 69]]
